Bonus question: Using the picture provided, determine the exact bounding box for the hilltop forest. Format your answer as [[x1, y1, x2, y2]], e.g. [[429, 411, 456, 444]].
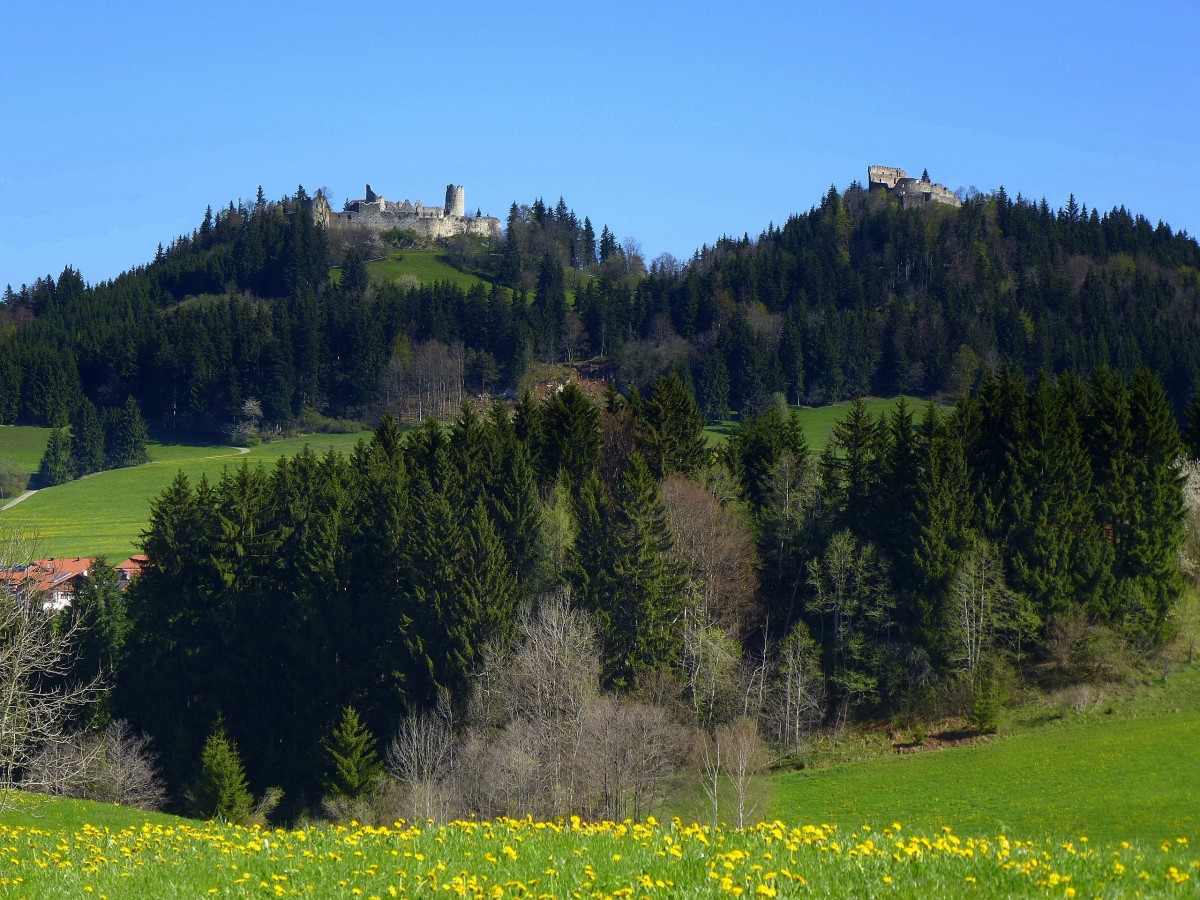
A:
[[2, 182, 1200, 436], [3, 180, 1200, 822]]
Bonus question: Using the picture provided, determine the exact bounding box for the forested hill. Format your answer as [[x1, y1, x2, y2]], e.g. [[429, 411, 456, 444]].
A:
[[643, 184, 1200, 417], [2, 181, 1200, 435]]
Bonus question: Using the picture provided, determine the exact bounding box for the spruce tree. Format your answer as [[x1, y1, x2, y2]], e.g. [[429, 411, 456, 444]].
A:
[[1184, 380, 1200, 460], [818, 397, 880, 538], [106, 396, 150, 468], [646, 372, 707, 476], [604, 454, 685, 686], [188, 723, 254, 823], [909, 404, 975, 640], [539, 383, 601, 484], [36, 427, 73, 487], [69, 398, 105, 477], [1120, 369, 1185, 641], [322, 707, 384, 801]]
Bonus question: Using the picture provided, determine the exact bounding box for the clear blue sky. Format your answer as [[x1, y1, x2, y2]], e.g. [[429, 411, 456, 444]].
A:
[[2, 0, 1197, 288]]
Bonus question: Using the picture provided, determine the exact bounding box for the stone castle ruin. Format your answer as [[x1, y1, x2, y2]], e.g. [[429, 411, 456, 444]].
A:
[[309, 183, 501, 241], [868, 165, 961, 209]]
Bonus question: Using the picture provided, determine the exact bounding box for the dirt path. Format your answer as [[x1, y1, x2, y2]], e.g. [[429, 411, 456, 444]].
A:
[[1, 490, 38, 512]]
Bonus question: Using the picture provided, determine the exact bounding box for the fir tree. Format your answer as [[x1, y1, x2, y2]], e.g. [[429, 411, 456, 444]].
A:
[[1184, 380, 1200, 460], [322, 707, 385, 801], [36, 427, 73, 487], [645, 372, 707, 476], [188, 723, 254, 823], [69, 397, 105, 477], [604, 454, 686, 686]]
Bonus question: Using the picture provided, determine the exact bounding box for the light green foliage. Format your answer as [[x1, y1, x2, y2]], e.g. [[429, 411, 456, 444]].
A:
[[0, 456, 29, 499]]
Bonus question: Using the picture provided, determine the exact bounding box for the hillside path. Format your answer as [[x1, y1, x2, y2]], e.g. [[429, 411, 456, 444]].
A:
[[1, 490, 38, 511]]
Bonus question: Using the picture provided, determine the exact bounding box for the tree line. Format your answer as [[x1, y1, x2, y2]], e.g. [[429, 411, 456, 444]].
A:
[[33, 366, 1185, 822]]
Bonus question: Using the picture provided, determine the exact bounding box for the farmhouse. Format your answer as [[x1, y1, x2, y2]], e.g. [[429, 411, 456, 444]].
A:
[[0, 554, 146, 612]]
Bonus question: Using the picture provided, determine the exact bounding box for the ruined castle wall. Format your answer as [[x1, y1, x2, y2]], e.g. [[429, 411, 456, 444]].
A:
[[868, 165, 907, 190], [330, 211, 500, 241]]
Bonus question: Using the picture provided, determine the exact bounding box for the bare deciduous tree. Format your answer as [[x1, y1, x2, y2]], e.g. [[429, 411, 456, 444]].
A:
[[0, 527, 103, 809], [662, 476, 760, 723], [766, 620, 826, 753], [382, 339, 466, 423], [387, 693, 457, 822], [33, 720, 168, 811], [946, 540, 1037, 679], [717, 716, 767, 829]]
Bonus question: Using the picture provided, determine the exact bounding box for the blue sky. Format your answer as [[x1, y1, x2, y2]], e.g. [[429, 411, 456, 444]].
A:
[[2, 1, 1197, 287]]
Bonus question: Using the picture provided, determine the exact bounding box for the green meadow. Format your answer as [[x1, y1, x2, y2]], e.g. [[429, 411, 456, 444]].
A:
[[1, 753, 1196, 899], [0, 425, 51, 474], [770, 707, 1199, 846], [0, 432, 371, 561], [704, 395, 939, 451]]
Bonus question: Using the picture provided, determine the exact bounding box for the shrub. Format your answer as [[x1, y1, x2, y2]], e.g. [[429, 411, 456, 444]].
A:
[[0, 457, 28, 499], [968, 682, 999, 735]]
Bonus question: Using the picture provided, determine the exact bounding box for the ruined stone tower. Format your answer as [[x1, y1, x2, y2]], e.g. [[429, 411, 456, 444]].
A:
[[445, 184, 466, 218]]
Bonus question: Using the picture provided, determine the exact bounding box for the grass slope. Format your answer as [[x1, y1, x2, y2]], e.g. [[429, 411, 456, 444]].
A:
[[704, 396, 938, 451], [0, 425, 51, 473], [368, 249, 492, 291], [771, 670, 1200, 845], [0, 432, 371, 560]]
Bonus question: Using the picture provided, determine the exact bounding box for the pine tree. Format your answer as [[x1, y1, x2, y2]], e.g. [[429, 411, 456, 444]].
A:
[[1119, 369, 1185, 642], [604, 454, 686, 686], [188, 723, 254, 823], [1184, 380, 1200, 460], [645, 372, 708, 476], [37, 427, 74, 487], [539, 383, 600, 484], [322, 707, 385, 801], [69, 398, 105, 477]]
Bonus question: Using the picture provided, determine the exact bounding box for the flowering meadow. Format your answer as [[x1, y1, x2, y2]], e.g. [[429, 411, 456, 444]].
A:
[[0, 809, 1196, 898]]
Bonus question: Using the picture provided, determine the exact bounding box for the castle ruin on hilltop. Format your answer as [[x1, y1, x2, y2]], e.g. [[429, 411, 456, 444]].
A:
[[310, 183, 501, 241], [868, 165, 961, 209]]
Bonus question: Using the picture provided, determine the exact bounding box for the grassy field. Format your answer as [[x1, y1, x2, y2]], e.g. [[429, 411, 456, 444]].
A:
[[0, 425, 51, 473], [366, 249, 493, 292], [0, 432, 371, 561], [704, 396, 940, 451], [0, 798, 1194, 898], [771, 708, 1199, 847]]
